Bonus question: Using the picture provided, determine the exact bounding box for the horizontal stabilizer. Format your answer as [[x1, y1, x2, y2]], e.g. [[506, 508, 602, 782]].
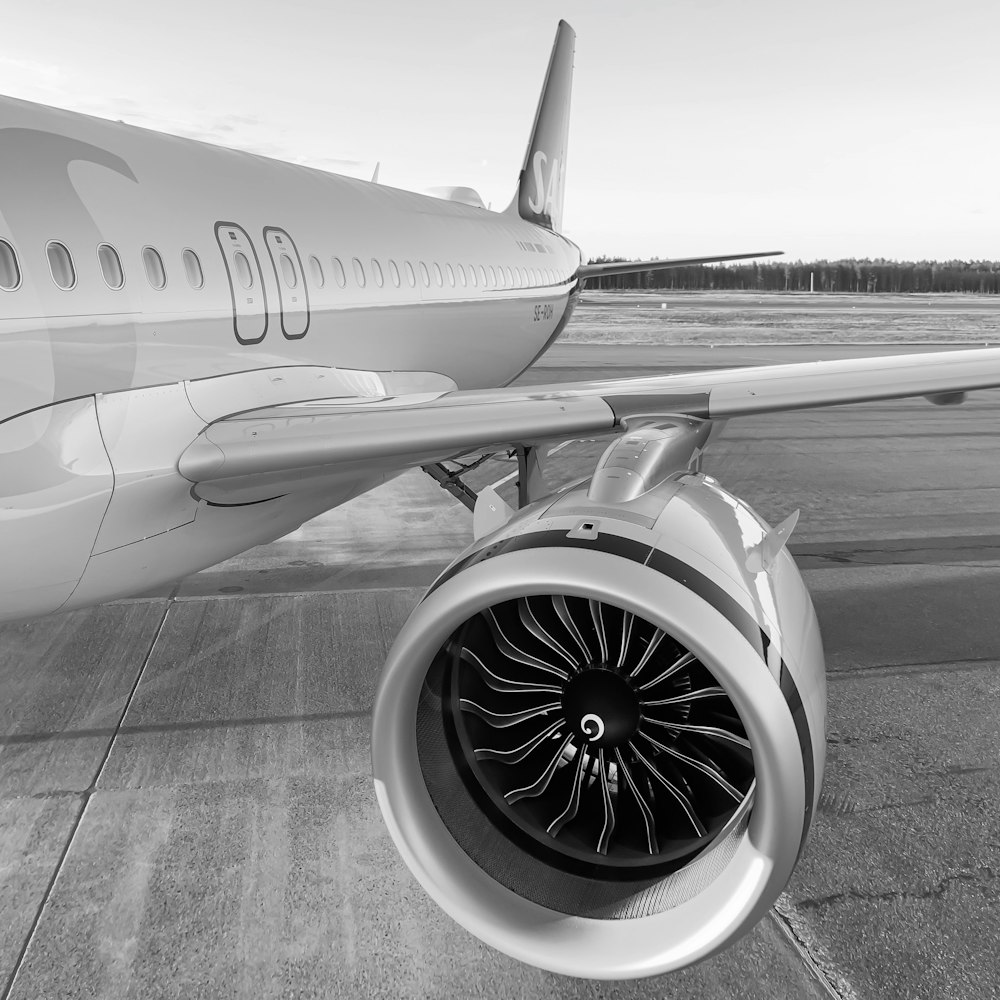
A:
[[578, 250, 783, 280]]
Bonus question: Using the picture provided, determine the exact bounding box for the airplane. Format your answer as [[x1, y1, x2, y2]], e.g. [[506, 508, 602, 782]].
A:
[[2, 18, 1000, 982]]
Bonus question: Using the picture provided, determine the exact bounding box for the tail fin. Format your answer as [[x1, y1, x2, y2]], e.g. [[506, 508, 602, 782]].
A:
[[507, 20, 575, 233]]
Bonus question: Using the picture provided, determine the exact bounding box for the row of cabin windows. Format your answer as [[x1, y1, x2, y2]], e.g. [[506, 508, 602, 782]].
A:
[[0, 237, 562, 296], [0, 239, 206, 293], [307, 255, 562, 292]]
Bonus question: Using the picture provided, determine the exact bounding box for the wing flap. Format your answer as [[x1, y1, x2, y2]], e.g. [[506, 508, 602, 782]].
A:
[[178, 346, 1000, 499], [179, 394, 616, 486]]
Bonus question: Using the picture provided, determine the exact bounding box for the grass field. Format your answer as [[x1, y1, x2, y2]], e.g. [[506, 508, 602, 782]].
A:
[[567, 290, 1000, 345]]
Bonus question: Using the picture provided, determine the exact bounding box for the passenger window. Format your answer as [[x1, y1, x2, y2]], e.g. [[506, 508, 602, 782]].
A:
[[46, 241, 76, 290], [308, 255, 325, 288], [478, 265, 487, 287], [433, 262, 443, 287], [497, 266, 506, 288], [0, 239, 19, 291], [419, 262, 430, 287], [182, 248, 204, 289], [142, 246, 166, 289], [405, 261, 416, 287], [371, 258, 384, 287], [96, 243, 124, 289], [505, 266, 513, 287], [332, 257, 347, 288], [279, 253, 298, 288], [446, 263, 455, 287], [457, 264, 467, 287], [353, 257, 366, 287], [233, 251, 254, 288], [389, 259, 400, 287]]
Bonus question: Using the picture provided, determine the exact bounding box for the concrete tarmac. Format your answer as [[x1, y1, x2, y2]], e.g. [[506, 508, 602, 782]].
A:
[[3, 343, 1000, 999]]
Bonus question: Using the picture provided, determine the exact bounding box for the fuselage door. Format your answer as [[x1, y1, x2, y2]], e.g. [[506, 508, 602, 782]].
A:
[[263, 227, 310, 339], [215, 222, 268, 344]]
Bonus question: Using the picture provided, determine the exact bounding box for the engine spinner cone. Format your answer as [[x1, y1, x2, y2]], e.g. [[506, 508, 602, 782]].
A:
[[562, 666, 640, 749]]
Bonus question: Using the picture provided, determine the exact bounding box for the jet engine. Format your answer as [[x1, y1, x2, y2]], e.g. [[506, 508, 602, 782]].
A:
[[372, 424, 825, 979]]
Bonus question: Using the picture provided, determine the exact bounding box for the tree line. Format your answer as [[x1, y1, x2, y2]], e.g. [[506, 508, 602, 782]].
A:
[[585, 257, 1000, 294]]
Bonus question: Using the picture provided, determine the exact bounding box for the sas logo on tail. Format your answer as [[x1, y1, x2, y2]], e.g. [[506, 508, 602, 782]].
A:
[[527, 150, 562, 219]]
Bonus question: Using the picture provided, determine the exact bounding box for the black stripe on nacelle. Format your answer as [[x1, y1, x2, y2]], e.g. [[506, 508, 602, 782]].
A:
[[644, 549, 816, 859], [778, 659, 816, 862], [427, 529, 652, 596], [644, 550, 765, 659], [426, 528, 815, 854]]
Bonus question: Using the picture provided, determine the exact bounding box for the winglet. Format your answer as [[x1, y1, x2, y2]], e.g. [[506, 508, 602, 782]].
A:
[[506, 20, 575, 233], [371, 162, 380, 184]]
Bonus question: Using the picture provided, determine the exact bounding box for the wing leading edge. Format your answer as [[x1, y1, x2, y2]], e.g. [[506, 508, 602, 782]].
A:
[[179, 345, 1000, 499]]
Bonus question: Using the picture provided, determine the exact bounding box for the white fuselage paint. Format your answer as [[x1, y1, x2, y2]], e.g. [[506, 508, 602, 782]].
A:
[[0, 96, 582, 622]]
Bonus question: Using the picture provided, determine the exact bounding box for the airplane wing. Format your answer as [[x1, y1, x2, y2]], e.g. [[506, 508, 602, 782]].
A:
[[179, 345, 1000, 503], [577, 251, 783, 280]]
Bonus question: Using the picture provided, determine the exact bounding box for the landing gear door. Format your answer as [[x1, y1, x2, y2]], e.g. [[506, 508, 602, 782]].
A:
[[215, 222, 268, 344], [263, 226, 310, 339]]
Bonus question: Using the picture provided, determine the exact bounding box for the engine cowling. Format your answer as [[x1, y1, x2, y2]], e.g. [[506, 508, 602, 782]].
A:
[[372, 464, 825, 979]]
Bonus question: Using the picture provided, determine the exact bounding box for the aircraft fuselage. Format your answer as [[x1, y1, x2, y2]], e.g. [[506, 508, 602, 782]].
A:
[[0, 95, 581, 621]]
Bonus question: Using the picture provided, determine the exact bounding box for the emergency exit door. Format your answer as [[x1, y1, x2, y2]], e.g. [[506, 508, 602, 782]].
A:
[[263, 226, 310, 339], [215, 222, 268, 344]]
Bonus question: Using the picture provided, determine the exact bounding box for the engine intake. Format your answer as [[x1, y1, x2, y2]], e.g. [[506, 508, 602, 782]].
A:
[[425, 594, 755, 886], [373, 472, 825, 978]]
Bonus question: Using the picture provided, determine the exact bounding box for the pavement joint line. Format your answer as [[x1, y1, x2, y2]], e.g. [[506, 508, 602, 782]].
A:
[[169, 585, 426, 601], [0, 602, 171, 1000], [102, 584, 427, 607], [768, 908, 854, 1000], [1, 789, 83, 803], [800, 558, 1000, 572], [794, 866, 999, 912], [827, 655, 998, 680], [0, 708, 374, 746], [724, 431, 1000, 439], [792, 534, 1000, 552]]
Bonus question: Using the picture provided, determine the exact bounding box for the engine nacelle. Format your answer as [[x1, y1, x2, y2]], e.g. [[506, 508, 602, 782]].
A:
[[372, 467, 825, 979]]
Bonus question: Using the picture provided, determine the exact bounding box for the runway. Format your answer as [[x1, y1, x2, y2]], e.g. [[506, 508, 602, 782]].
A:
[[3, 341, 1000, 999]]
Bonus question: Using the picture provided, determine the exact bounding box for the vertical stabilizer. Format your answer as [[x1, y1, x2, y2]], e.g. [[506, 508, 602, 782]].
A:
[[508, 20, 575, 233]]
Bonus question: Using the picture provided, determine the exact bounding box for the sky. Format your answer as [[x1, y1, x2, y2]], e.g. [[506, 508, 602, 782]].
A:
[[2, 0, 999, 262]]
